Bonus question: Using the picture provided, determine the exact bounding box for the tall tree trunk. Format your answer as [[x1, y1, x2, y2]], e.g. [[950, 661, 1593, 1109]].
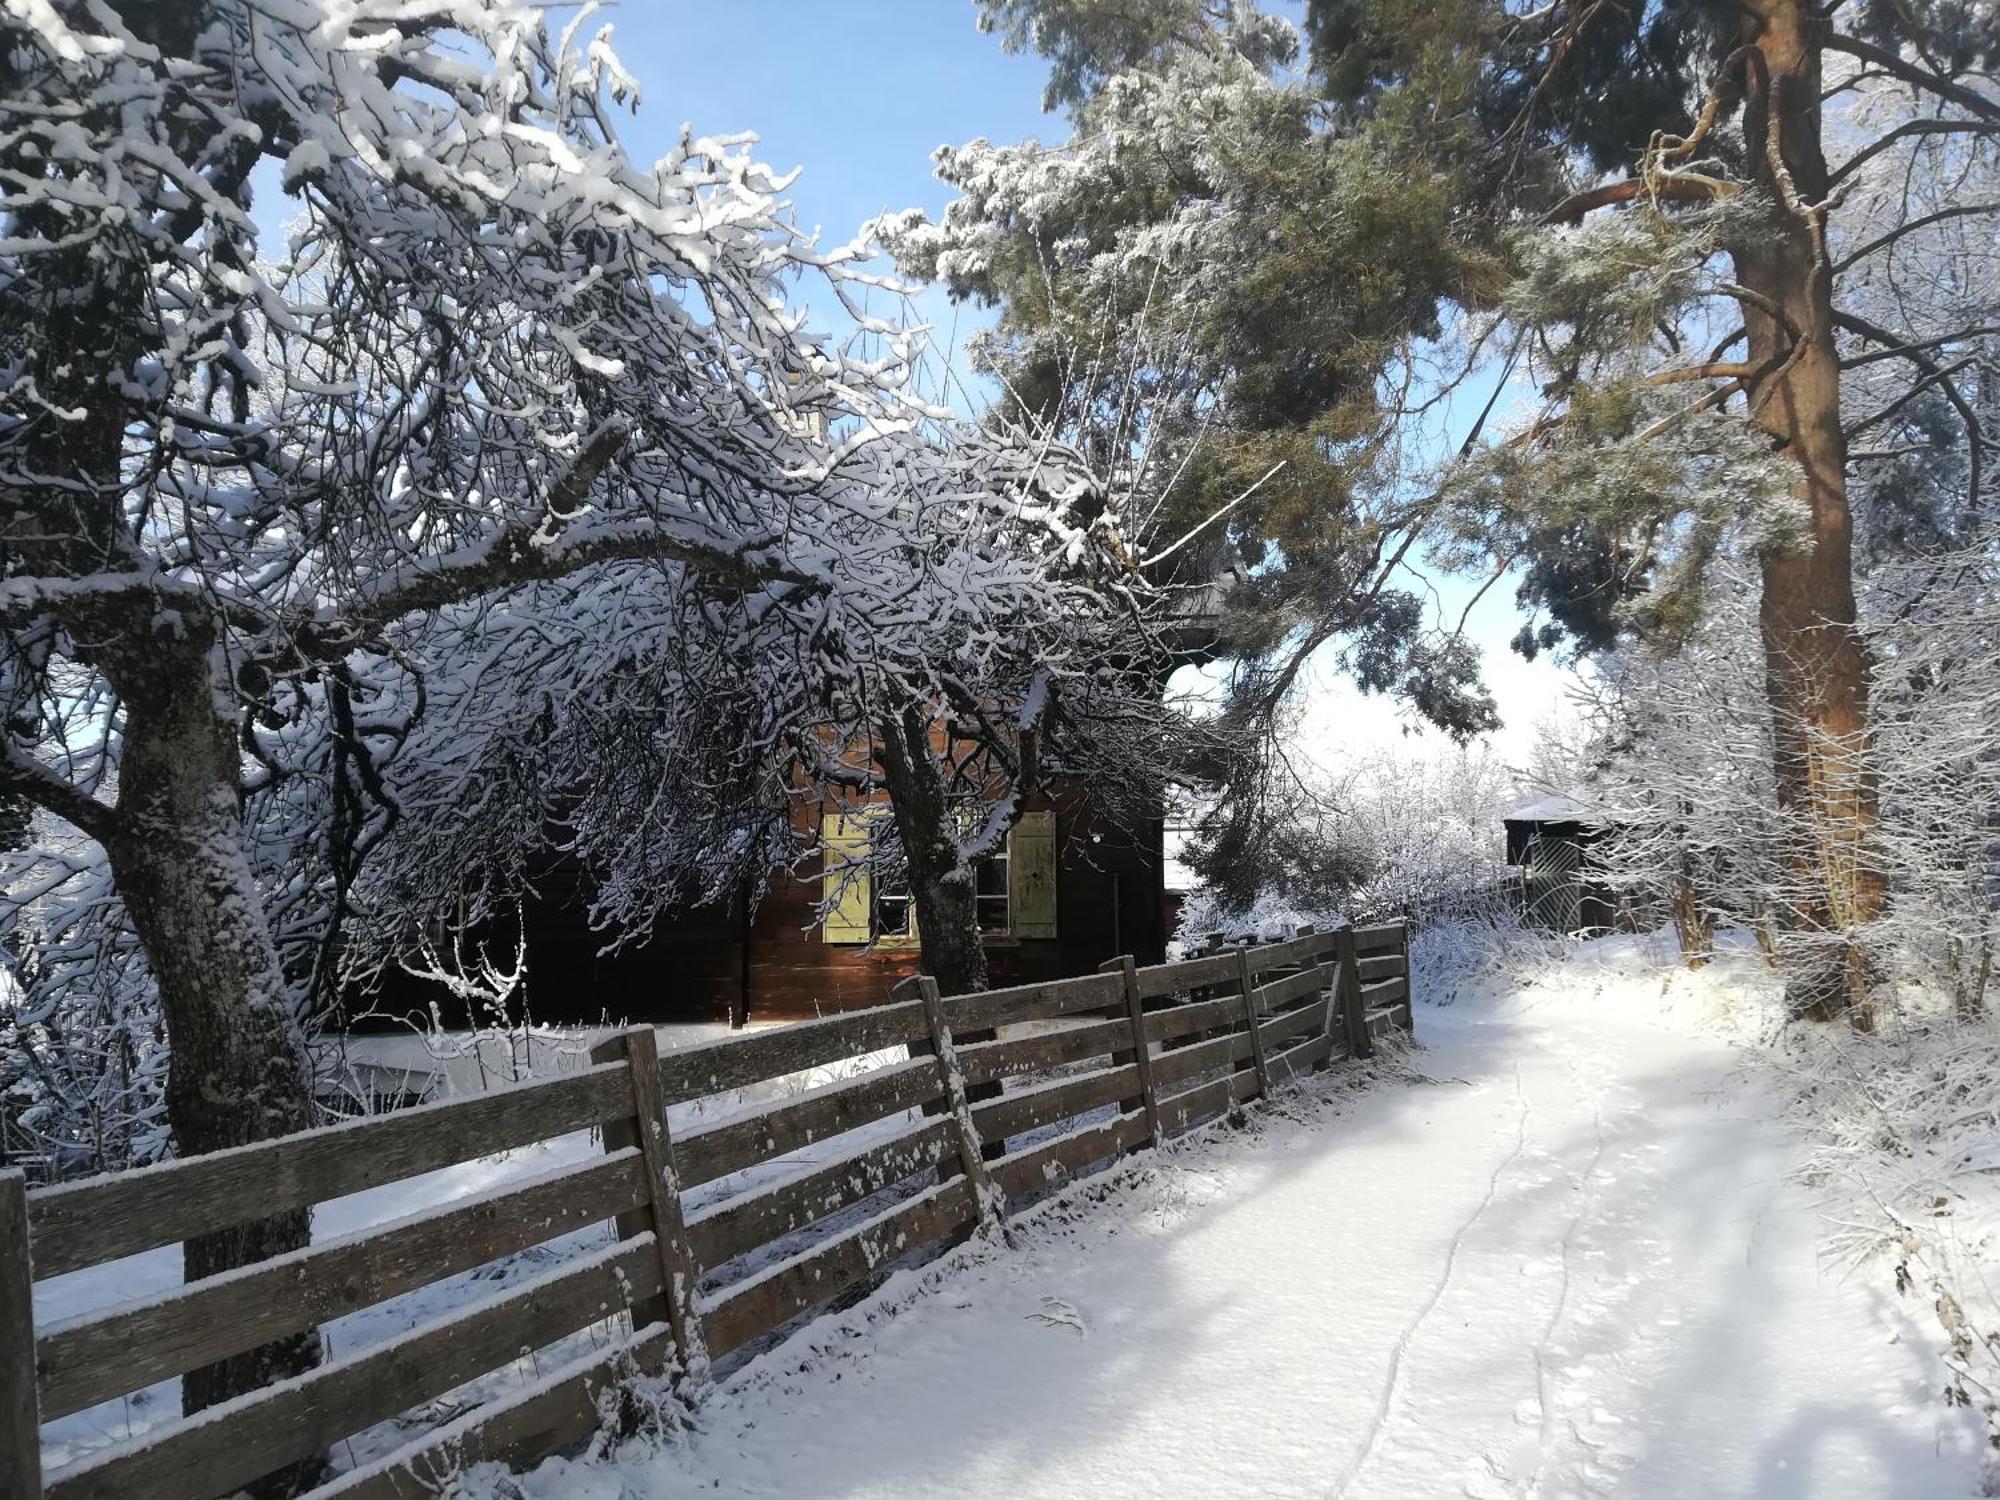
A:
[[1734, 0, 1885, 1026], [875, 707, 990, 998], [875, 707, 1009, 1162], [99, 624, 326, 1492], [4, 5, 324, 1483]]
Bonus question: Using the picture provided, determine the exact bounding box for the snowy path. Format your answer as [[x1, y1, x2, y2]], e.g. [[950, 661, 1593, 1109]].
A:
[[519, 972, 1984, 1499]]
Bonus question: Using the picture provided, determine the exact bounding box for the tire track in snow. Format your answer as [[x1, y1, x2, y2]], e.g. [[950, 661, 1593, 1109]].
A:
[[1330, 1062, 1532, 1499]]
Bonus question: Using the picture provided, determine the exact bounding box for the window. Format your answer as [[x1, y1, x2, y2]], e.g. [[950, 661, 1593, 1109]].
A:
[[821, 807, 1056, 945], [974, 840, 1010, 933], [868, 844, 1006, 940], [873, 868, 915, 940]]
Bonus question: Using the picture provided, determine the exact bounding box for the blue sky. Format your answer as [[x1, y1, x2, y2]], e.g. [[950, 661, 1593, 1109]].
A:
[[632, 6, 1050, 242], [630, 4, 1053, 404]]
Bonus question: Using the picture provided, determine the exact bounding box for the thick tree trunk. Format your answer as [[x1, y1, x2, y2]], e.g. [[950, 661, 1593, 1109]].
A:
[[875, 708, 992, 998], [100, 626, 326, 1490], [4, 6, 324, 1483], [875, 707, 1009, 1162], [1734, 0, 1885, 1027]]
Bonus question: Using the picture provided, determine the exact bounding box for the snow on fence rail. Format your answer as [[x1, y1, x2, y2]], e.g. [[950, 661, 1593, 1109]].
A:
[[0, 922, 1414, 1500]]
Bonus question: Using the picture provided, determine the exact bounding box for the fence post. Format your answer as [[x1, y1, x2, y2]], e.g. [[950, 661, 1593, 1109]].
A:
[[589, 1026, 708, 1387], [1336, 927, 1373, 1060], [1107, 955, 1162, 1148], [1, 1168, 42, 1500], [914, 977, 1007, 1237], [1399, 919, 1417, 1035], [1234, 946, 1274, 1099]]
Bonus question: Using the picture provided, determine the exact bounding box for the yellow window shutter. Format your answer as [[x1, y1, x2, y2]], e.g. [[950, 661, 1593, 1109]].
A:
[[821, 812, 871, 944], [1009, 810, 1057, 938]]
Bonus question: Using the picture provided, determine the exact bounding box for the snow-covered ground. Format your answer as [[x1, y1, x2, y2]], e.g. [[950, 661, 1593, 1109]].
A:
[[488, 937, 1987, 1499]]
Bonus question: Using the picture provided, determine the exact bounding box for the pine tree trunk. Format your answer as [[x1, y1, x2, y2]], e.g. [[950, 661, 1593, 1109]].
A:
[[1733, 0, 1885, 1027], [99, 626, 326, 1491]]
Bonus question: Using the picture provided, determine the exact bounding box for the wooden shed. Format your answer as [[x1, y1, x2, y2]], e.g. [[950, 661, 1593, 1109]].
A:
[[1503, 794, 1617, 935]]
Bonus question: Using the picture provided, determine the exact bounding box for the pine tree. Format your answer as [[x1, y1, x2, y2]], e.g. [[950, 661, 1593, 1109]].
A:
[[884, 2, 1511, 746], [1316, 0, 1996, 1023]]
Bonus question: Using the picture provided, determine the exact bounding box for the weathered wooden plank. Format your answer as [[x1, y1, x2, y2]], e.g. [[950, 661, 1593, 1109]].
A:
[[674, 1057, 942, 1192], [0, 1169, 41, 1500], [1112, 956, 1163, 1149], [1369, 1001, 1415, 1036], [1148, 1029, 1255, 1092], [1258, 998, 1331, 1053], [1362, 975, 1410, 1008], [1157, 1073, 1231, 1136], [1244, 931, 1338, 978], [1357, 953, 1405, 982], [44, 1237, 660, 1500], [317, 1323, 673, 1500], [916, 977, 1005, 1233], [1398, 921, 1416, 1033], [1269, 1029, 1341, 1086], [944, 970, 1125, 1033], [686, 1118, 957, 1272], [703, 1179, 978, 1358], [955, 1015, 1130, 1088], [1131, 950, 1242, 1000], [1250, 964, 1330, 1016], [1352, 921, 1405, 957], [969, 1063, 1141, 1147], [1337, 926, 1372, 1061], [592, 1026, 705, 1382], [26, 1063, 634, 1279], [1143, 992, 1243, 1044], [655, 1001, 927, 1106], [36, 1150, 648, 1422], [1154, 1068, 1259, 1138], [988, 1110, 1151, 1202]]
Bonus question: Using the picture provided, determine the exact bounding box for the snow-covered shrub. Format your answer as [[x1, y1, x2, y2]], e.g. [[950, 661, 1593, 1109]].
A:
[[1555, 535, 1999, 1014], [1864, 536, 2000, 1019], [1764, 1004, 2000, 1465], [1173, 743, 1528, 990]]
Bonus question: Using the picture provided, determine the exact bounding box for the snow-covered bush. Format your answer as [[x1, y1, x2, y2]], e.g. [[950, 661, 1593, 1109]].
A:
[[1554, 534, 1999, 1015], [1174, 743, 1525, 989], [1763, 1004, 2000, 1463]]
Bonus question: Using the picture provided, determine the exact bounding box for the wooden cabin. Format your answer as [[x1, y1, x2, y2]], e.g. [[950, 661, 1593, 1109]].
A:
[[358, 778, 1166, 1032]]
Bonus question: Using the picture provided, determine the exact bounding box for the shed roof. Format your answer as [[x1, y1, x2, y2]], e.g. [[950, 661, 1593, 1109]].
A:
[[1503, 792, 1606, 826]]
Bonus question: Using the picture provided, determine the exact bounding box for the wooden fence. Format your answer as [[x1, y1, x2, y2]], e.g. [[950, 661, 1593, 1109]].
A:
[[0, 921, 1415, 1500]]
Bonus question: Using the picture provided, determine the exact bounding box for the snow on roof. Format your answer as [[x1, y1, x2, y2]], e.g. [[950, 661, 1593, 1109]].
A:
[[1503, 792, 1605, 825]]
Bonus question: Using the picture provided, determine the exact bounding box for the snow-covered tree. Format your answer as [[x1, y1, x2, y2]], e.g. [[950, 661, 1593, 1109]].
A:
[[1311, 0, 1999, 1024], [1177, 737, 1516, 939], [880, 2, 1506, 745], [0, 0, 1161, 1448], [335, 420, 1180, 1007]]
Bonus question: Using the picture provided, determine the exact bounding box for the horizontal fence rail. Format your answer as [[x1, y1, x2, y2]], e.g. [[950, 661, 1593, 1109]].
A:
[[2, 920, 1415, 1500]]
